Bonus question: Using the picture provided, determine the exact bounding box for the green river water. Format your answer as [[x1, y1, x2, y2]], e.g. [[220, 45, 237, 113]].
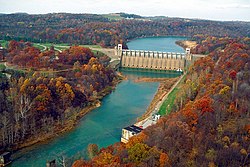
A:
[[11, 36, 186, 167]]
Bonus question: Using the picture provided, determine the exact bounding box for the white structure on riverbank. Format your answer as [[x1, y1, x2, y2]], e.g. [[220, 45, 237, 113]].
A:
[[121, 114, 161, 143], [138, 113, 161, 129], [121, 125, 143, 143]]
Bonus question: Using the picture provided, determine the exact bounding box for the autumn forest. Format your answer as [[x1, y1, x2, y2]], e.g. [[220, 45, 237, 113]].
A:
[[0, 12, 249, 167], [1, 13, 249, 47], [0, 40, 118, 151]]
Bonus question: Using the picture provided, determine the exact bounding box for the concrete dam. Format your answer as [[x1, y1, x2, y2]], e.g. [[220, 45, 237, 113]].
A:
[[115, 44, 191, 71], [120, 50, 186, 71]]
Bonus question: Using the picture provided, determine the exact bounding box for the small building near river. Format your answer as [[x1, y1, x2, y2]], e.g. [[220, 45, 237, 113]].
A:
[[0, 152, 11, 167], [121, 125, 143, 143]]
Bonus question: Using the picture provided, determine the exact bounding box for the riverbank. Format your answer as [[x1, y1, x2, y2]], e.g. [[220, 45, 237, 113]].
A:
[[136, 77, 179, 121], [12, 76, 123, 152], [14, 104, 99, 151], [135, 72, 186, 129], [176, 40, 197, 49]]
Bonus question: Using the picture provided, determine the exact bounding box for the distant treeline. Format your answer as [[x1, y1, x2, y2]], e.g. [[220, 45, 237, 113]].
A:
[[0, 13, 249, 47]]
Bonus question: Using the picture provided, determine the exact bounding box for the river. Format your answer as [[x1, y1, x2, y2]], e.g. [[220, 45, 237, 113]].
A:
[[11, 36, 186, 167]]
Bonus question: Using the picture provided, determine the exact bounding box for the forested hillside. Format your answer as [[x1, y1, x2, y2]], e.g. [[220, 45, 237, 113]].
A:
[[72, 37, 250, 166], [0, 12, 250, 166], [0, 13, 249, 47], [0, 41, 117, 151]]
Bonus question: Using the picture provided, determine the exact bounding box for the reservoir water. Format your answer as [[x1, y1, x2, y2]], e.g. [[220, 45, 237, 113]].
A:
[[127, 36, 186, 53], [11, 36, 185, 167]]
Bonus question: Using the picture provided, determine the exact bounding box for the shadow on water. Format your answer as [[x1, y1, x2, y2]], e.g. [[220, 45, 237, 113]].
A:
[[119, 68, 182, 80]]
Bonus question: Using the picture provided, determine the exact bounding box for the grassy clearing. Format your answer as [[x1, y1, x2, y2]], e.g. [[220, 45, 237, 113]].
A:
[[0, 39, 104, 56], [0, 40, 8, 48], [0, 39, 102, 51], [32, 43, 104, 57], [42, 43, 69, 47], [39, 43, 69, 51], [102, 14, 123, 20], [80, 45, 101, 49], [32, 43, 45, 50], [0, 39, 106, 60], [92, 50, 105, 58], [33, 43, 101, 51], [0, 64, 6, 71], [158, 88, 179, 116]]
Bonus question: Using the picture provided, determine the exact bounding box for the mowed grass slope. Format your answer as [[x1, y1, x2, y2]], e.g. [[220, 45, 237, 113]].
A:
[[0, 40, 8, 48], [158, 88, 179, 116], [158, 73, 187, 116]]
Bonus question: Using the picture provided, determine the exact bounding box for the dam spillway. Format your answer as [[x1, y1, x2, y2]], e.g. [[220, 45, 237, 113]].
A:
[[120, 50, 186, 71]]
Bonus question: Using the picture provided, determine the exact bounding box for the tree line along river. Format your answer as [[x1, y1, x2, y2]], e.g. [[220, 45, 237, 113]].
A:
[[11, 36, 186, 167]]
